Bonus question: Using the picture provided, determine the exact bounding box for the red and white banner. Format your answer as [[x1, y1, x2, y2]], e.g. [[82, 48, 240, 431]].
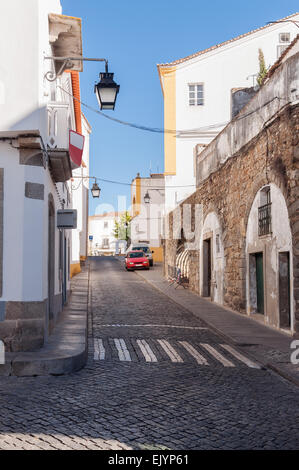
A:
[[69, 130, 85, 168]]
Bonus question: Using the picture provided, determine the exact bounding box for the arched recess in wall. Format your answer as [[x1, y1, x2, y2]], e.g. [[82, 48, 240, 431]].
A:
[[199, 211, 224, 304], [246, 183, 294, 332]]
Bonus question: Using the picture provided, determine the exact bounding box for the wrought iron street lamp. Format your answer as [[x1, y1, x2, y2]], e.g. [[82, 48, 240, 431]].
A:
[[95, 62, 120, 110], [44, 56, 120, 110], [71, 176, 101, 199], [91, 181, 101, 198], [144, 191, 151, 204]]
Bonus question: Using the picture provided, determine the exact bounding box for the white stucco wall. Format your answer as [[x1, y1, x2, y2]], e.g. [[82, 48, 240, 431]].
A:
[[0, 0, 77, 304], [131, 176, 165, 247], [0, 0, 62, 137], [89, 215, 121, 253], [0, 143, 71, 302]]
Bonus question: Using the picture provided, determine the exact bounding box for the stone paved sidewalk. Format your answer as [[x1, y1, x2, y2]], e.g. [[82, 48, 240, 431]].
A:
[[134, 263, 299, 387]]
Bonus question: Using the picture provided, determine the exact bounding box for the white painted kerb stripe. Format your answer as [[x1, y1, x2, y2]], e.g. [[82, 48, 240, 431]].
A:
[[201, 344, 235, 367], [94, 339, 105, 360], [179, 341, 208, 365], [137, 340, 157, 362], [97, 324, 207, 330], [157, 340, 183, 363], [220, 344, 261, 369], [114, 338, 131, 361]]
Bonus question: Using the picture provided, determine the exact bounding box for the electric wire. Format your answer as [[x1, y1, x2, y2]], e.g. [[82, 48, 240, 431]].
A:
[[58, 84, 287, 136]]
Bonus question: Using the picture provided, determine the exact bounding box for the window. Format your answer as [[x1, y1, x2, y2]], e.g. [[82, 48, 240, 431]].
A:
[[104, 221, 108, 229], [128, 252, 145, 259], [258, 187, 272, 236], [102, 238, 109, 249], [279, 32, 290, 43], [260, 186, 271, 206], [189, 84, 204, 106]]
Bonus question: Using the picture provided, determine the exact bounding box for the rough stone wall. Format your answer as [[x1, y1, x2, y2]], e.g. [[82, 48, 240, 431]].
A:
[[164, 103, 299, 333]]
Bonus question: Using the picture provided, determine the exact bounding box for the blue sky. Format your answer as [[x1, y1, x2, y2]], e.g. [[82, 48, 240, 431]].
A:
[[62, 0, 298, 215]]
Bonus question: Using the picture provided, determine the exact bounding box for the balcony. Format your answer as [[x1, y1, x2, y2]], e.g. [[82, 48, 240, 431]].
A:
[[47, 103, 72, 183], [258, 202, 272, 236]]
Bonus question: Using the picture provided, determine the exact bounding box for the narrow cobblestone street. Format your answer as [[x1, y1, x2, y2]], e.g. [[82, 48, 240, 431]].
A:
[[0, 257, 298, 450]]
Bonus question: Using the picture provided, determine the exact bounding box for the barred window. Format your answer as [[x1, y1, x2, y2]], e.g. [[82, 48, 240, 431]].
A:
[[258, 187, 272, 236]]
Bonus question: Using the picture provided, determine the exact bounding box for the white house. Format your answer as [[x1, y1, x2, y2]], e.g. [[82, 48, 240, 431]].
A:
[[157, 12, 299, 212], [131, 173, 165, 262], [0, 0, 87, 352], [88, 212, 126, 255], [71, 112, 92, 277]]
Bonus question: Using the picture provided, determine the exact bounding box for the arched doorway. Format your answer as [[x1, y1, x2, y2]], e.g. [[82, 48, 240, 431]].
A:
[[246, 183, 293, 332], [200, 212, 224, 304]]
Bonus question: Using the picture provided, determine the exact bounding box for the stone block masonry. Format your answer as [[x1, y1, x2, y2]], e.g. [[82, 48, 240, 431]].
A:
[[164, 102, 299, 334]]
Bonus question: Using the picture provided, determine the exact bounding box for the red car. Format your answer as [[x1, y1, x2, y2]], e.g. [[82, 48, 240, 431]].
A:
[[125, 250, 150, 271]]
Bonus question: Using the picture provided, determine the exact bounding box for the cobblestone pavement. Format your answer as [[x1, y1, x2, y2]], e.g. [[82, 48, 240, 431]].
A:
[[0, 257, 298, 450]]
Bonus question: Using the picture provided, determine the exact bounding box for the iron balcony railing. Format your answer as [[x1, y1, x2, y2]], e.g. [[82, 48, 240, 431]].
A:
[[258, 202, 272, 236]]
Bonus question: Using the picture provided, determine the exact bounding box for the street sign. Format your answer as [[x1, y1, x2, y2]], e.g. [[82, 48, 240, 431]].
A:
[[57, 210, 78, 229], [89, 235, 93, 241], [69, 130, 85, 168]]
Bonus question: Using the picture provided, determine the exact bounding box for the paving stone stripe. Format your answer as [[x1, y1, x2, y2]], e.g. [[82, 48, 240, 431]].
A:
[[220, 344, 261, 369], [179, 341, 209, 365], [157, 340, 184, 363], [114, 338, 132, 362], [201, 343, 235, 367], [94, 339, 105, 361], [136, 340, 158, 362]]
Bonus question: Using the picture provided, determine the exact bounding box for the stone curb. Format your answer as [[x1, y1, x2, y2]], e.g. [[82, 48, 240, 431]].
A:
[[0, 265, 90, 377]]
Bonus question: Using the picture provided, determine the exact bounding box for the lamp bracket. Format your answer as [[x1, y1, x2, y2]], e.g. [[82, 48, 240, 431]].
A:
[[44, 56, 109, 82]]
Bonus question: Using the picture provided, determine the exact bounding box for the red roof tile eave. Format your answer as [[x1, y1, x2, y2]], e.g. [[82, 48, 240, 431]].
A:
[[157, 12, 299, 69], [70, 71, 82, 135]]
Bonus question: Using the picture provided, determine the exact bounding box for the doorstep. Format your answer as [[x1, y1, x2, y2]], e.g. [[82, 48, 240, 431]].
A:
[[0, 267, 89, 377]]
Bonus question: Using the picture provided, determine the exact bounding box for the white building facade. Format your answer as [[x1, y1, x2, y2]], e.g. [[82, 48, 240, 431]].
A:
[[0, 0, 87, 352], [158, 13, 299, 212], [71, 113, 92, 277], [131, 173, 165, 262], [89, 213, 126, 255]]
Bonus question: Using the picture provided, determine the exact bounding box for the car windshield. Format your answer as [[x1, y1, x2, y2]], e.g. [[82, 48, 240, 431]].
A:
[[128, 252, 145, 259], [133, 246, 149, 253]]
